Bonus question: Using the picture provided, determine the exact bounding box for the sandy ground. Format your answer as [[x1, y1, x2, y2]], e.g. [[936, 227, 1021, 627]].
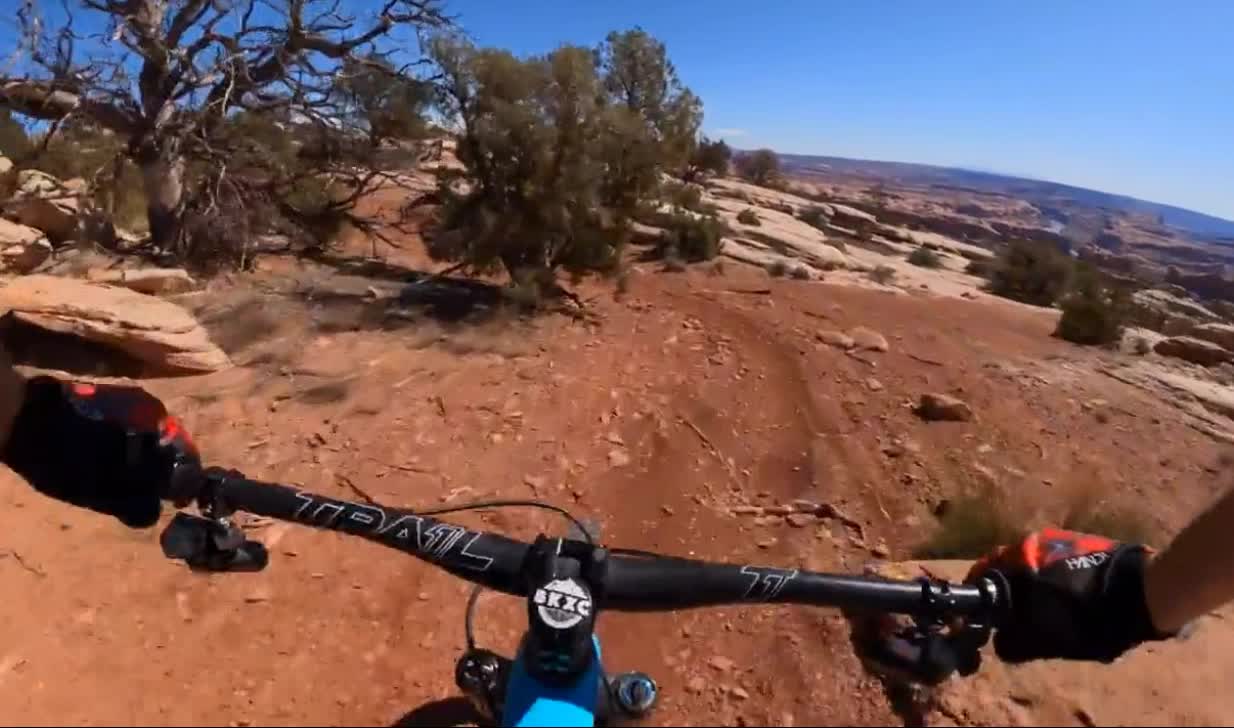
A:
[[2, 236, 1233, 727]]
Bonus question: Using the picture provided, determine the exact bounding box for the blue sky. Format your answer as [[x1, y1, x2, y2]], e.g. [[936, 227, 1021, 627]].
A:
[[2, 1, 1228, 218], [451, 0, 1234, 220]]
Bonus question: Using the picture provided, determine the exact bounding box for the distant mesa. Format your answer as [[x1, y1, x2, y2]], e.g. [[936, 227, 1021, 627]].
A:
[[775, 153, 1234, 239]]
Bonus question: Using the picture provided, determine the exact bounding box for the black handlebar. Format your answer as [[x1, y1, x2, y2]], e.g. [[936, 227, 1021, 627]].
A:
[[601, 553, 992, 616], [179, 468, 1002, 622]]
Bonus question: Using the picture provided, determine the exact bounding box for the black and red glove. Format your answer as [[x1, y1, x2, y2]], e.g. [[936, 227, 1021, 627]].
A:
[[2, 377, 200, 528], [968, 527, 1173, 663]]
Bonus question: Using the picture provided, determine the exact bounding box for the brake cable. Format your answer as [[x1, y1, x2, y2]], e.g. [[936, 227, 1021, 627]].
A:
[[409, 498, 595, 546]]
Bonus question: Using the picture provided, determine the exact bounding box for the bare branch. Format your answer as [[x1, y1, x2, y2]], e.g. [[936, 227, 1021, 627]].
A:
[[0, 79, 138, 132]]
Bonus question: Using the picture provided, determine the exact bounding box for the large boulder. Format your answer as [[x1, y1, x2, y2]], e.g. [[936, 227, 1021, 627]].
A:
[[7, 169, 81, 242], [1154, 336, 1233, 367], [1189, 323, 1234, 353], [0, 275, 230, 374], [0, 219, 51, 273]]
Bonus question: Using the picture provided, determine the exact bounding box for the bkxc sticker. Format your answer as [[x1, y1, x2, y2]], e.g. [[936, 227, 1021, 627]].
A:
[[533, 578, 592, 630]]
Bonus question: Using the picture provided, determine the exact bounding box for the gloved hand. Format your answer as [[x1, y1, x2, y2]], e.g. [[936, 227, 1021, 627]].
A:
[[1, 376, 200, 528], [968, 527, 1173, 663]]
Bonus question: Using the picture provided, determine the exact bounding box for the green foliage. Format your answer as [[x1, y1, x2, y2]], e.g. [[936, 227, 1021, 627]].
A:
[[662, 180, 715, 214], [687, 136, 731, 179], [868, 265, 897, 285], [658, 212, 724, 263], [736, 208, 761, 226], [965, 257, 993, 277], [209, 111, 357, 248], [432, 28, 705, 287], [766, 259, 789, 277], [1, 119, 150, 234], [598, 28, 703, 178], [735, 148, 780, 186], [1055, 269, 1129, 346], [798, 206, 828, 230], [338, 55, 433, 144], [0, 109, 32, 160], [986, 240, 1074, 307], [431, 39, 621, 281], [908, 246, 942, 268]]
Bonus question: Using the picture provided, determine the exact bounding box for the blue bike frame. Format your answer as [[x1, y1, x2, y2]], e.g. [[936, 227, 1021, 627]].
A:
[[502, 636, 604, 727]]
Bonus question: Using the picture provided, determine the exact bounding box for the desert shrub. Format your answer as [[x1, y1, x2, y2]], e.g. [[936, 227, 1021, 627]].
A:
[[1054, 271, 1129, 346], [868, 265, 897, 285], [790, 265, 811, 280], [766, 259, 789, 277], [986, 240, 1074, 306], [657, 212, 724, 263], [914, 492, 1024, 559], [432, 29, 703, 286], [663, 180, 715, 215], [735, 148, 780, 186], [686, 136, 731, 180], [175, 183, 262, 272], [505, 268, 556, 310], [908, 247, 942, 268], [736, 208, 761, 226], [965, 258, 993, 277], [798, 206, 828, 230], [0, 109, 33, 161]]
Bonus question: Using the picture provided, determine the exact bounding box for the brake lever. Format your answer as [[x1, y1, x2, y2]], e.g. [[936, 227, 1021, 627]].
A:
[[850, 573, 1006, 686], [160, 512, 269, 573]]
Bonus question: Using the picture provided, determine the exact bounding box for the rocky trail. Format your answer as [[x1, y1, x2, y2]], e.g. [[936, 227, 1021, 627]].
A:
[[2, 246, 1234, 725], [2, 154, 1234, 725]]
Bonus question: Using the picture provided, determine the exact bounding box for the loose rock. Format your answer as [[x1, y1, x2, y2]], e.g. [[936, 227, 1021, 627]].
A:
[[817, 330, 855, 349], [786, 513, 814, 528], [8, 169, 80, 241], [849, 326, 889, 352], [916, 393, 974, 422], [1154, 336, 1233, 367], [865, 377, 884, 392], [791, 499, 821, 513], [0, 219, 51, 273], [86, 268, 195, 295], [708, 656, 736, 673]]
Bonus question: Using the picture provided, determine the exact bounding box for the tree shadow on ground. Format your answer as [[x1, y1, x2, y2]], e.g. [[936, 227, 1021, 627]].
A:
[[306, 251, 438, 284], [295, 253, 506, 327]]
